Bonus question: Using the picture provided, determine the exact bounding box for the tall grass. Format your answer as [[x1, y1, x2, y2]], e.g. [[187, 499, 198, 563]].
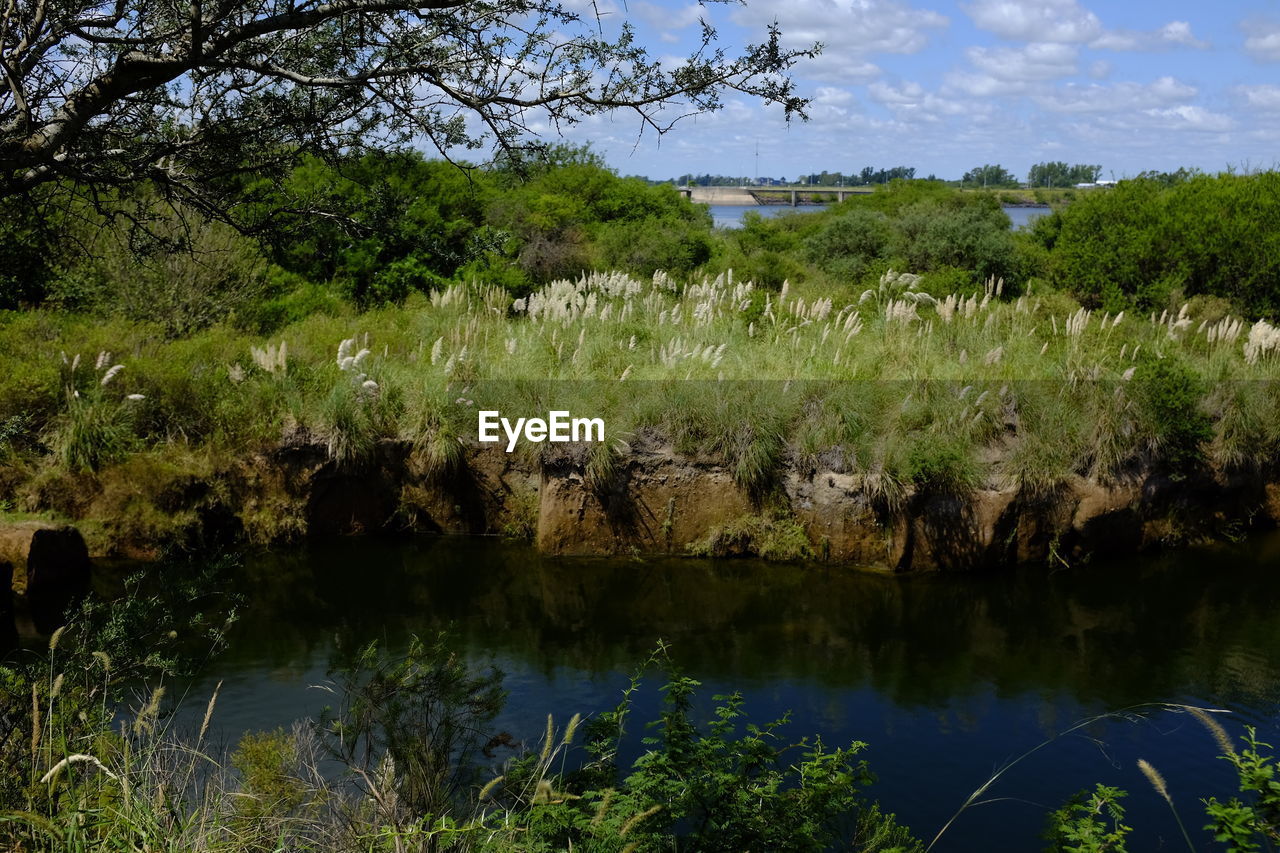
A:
[[2, 266, 1279, 508]]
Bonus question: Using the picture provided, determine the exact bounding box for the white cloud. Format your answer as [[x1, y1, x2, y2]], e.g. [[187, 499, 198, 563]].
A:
[[868, 79, 927, 105], [1158, 21, 1208, 49], [869, 79, 981, 122], [1243, 19, 1280, 61], [944, 70, 1033, 97], [1091, 20, 1208, 51], [814, 86, 857, 107], [966, 42, 1078, 81], [963, 0, 1101, 43], [1237, 85, 1280, 111], [734, 0, 948, 82], [1033, 76, 1197, 114], [1139, 106, 1235, 133], [631, 2, 704, 31]]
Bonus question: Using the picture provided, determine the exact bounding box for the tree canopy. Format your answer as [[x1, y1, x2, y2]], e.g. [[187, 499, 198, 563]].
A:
[[960, 164, 1018, 188], [0, 0, 817, 215], [1027, 161, 1102, 188]]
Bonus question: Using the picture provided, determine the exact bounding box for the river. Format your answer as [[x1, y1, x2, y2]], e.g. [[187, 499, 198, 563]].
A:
[[167, 532, 1280, 851], [708, 203, 1050, 230]]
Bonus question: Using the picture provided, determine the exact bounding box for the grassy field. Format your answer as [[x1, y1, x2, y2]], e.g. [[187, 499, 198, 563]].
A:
[[2, 267, 1278, 530]]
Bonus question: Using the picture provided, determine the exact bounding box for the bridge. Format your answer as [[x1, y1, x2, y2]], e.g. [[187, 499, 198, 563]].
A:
[[676, 186, 874, 206]]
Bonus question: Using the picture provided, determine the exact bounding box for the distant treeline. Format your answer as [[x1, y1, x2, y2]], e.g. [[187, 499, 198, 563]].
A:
[[666, 166, 927, 187], [3, 146, 1275, 331], [667, 162, 1118, 188]]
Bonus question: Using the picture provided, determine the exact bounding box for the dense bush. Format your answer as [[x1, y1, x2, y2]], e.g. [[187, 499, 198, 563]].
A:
[[1035, 173, 1280, 316], [794, 181, 1022, 290], [241, 152, 492, 305], [488, 162, 711, 283], [46, 206, 270, 337]]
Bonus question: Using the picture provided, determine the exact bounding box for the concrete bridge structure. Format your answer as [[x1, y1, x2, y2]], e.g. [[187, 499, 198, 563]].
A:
[[676, 185, 874, 206]]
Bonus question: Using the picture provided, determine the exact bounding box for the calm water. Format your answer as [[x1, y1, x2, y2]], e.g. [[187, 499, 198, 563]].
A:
[[171, 534, 1280, 851], [709, 203, 1050, 230]]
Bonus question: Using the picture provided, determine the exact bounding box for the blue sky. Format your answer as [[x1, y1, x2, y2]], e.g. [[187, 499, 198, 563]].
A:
[[541, 0, 1280, 181]]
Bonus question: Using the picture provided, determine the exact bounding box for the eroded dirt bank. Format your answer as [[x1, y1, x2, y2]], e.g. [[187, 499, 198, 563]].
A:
[[6, 434, 1279, 573]]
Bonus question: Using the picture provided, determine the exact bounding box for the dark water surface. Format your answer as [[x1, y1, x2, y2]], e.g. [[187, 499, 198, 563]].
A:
[[182, 534, 1280, 851]]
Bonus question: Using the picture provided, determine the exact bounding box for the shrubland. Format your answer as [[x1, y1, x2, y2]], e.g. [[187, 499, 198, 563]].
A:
[[1, 164, 1279, 548]]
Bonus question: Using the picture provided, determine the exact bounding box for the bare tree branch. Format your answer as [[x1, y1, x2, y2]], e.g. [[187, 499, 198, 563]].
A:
[[1, 0, 818, 214]]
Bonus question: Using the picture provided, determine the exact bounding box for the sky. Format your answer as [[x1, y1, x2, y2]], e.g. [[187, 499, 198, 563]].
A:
[[535, 0, 1280, 181]]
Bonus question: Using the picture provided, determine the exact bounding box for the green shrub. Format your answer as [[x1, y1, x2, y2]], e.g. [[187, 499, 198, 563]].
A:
[[894, 200, 1020, 289], [690, 514, 814, 561], [1045, 784, 1132, 852], [47, 397, 140, 473], [1133, 356, 1212, 473], [904, 437, 980, 494], [803, 208, 894, 278], [231, 729, 307, 821], [1039, 173, 1280, 316], [597, 218, 714, 278]]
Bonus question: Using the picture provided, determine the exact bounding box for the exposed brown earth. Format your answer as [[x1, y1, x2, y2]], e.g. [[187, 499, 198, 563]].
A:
[[4, 438, 1278, 598]]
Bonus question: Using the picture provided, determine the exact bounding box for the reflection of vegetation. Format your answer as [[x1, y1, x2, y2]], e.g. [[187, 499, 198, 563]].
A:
[[210, 535, 1280, 713], [1, 611, 918, 851]]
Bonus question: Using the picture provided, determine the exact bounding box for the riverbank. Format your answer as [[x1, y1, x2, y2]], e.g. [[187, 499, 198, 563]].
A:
[[10, 430, 1277, 570], [2, 268, 1278, 566]]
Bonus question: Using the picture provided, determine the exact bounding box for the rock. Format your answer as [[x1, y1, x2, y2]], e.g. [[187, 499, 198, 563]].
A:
[[0, 521, 92, 633], [783, 470, 904, 567], [537, 444, 752, 556], [908, 488, 1020, 571]]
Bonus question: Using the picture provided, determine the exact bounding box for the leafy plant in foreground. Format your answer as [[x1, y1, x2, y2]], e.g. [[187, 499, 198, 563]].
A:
[[1045, 784, 1132, 853]]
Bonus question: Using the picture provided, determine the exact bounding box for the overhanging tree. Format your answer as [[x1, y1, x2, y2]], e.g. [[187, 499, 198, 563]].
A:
[[0, 0, 818, 216]]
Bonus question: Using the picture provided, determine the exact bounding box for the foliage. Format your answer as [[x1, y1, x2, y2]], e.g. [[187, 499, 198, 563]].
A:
[[1132, 356, 1213, 474], [0, 555, 239, 826], [489, 162, 711, 284], [1035, 173, 1280, 316], [485, 645, 921, 852], [0, 196, 56, 309], [1045, 785, 1132, 852], [231, 729, 309, 823], [961, 164, 1019, 188], [320, 634, 507, 830], [857, 166, 918, 185], [44, 354, 144, 472], [1203, 727, 1280, 851], [46, 203, 269, 336], [1, 0, 816, 221], [1028, 162, 1103, 188], [795, 182, 1020, 289], [241, 153, 492, 306], [690, 515, 815, 561]]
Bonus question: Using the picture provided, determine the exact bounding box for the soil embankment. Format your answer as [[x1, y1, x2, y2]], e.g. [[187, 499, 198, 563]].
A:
[[10, 436, 1277, 574]]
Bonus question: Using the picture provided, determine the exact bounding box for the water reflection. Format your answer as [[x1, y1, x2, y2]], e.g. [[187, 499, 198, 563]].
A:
[[227, 535, 1280, 711], [186, 534, 1280, 851]]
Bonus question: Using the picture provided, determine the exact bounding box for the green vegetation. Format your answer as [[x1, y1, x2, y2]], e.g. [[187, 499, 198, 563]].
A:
[[961, 164, 1020, 188], [2, 168, 1280, 551], [0, 610, 920, 852], [1027, 162, 1103, 188], [4, 584, 1280, 852], [1031, 171, 1280, 316], [1042, 722, 1280, 853]]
